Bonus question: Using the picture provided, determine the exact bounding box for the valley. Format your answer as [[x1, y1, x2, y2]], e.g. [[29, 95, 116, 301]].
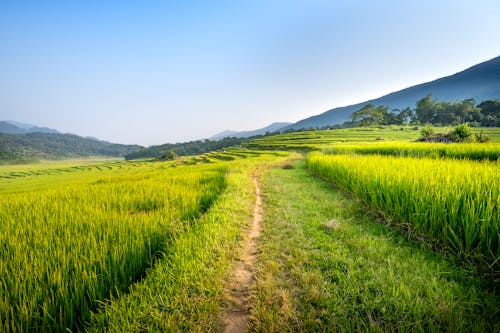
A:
[[1, 127, 499, 331]]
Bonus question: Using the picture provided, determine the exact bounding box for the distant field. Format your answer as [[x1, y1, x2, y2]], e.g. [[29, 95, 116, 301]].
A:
[[0, 159, 150, 193], [324, 142, 500, 161], [246, 126, 500, 150]]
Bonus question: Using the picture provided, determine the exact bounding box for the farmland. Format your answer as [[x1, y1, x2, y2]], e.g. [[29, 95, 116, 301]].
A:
[[246, 125, 500, 150], [307, 153, 499, 274], [1, 126, 499, 331]]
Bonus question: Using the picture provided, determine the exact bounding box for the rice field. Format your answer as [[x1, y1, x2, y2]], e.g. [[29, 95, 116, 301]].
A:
[[307, 152, 500, 276], [324, 142, 500, 161], [246, 126, 500, 150], [2, 129, 500, 331], [0, 161, 227, 331]]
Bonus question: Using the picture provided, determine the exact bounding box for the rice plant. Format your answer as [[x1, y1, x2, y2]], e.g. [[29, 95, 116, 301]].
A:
[[0, 163, 226, 332], [307, 152, 500, 276], [324, 142, 500, 161]]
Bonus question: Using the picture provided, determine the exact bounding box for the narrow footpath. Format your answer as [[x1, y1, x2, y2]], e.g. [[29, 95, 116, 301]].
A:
[[222, 173, 263, 333]]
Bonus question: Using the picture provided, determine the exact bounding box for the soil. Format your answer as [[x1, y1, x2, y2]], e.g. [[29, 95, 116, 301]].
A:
[[222, 173, 263, 333]]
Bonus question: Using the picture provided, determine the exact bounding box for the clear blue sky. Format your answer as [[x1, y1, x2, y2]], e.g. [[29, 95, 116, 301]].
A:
[[1, 0, 499, 145]]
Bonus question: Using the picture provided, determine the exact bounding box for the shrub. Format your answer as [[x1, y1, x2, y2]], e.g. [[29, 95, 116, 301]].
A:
[[450, 123, 474, 143], [475, 130, 491, 143], [420, 125, 434, 138]]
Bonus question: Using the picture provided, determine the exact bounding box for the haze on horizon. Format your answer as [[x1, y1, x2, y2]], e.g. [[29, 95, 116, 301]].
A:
[[1, 0, 499, 146]]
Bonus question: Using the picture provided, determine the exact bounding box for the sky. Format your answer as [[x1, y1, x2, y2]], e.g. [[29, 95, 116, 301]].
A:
[[1, 0, 499, 146]]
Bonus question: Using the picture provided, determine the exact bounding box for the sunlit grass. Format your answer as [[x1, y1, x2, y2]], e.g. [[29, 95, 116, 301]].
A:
[[0, 161, 226, 331], [246, 126, 500, 151], [307, 152, 500, 276], [251, 161, 499, 331], [324, 142, 500, 160]]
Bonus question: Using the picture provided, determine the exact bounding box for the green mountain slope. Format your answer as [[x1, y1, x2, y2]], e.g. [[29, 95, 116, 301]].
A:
[[286, 55, 500, 130], [0, 132, 142, 162]]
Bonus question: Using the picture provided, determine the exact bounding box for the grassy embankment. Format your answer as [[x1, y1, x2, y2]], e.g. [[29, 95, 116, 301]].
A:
[[251, 161, 499, 331]]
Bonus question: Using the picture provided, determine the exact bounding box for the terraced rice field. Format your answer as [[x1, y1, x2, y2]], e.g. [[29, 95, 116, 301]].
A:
[[1, 127, 499, 331]]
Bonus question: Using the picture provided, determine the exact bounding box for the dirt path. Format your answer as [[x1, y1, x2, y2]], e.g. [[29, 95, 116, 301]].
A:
[[222, 172, 263, 333]]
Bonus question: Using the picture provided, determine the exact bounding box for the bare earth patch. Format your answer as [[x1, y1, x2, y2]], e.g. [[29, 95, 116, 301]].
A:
[[222, 173, 263, 333], [324, 219, 341, 230]]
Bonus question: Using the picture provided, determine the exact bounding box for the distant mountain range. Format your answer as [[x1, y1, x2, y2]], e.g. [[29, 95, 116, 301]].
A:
[[283, 55, 500, 130], [0, 121, 142, 162], [210, 122, 292, 140], [0, 121, 60, 134]]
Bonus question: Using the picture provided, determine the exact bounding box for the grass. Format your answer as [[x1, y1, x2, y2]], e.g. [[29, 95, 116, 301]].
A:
[[307, 153, 500, 276], [251, 160, 499, 331], [0, 159, 156, 194], [324, 141, 500, 161], [86, 153, 292, 331], [246, 126, 500, 151], [1, 135, 499, 331], [0, 148, 290, 332], [0, 162, 227, 331]]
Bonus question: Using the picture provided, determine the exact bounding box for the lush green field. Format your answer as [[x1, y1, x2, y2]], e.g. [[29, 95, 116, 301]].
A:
[[1, 126, 499, 331], [307, 152, 500, 276], [252, 161, 498, 331], [0, 149, 290, 332], [246, 126, 500, 150], [87, 152, 292, 331], [0, 161, 226, 331], [324, 141, 500, 160]]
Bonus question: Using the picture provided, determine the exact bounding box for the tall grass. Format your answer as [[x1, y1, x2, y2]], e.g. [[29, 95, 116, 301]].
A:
[[307, 152, 500, 276], [324, 142, 500, 161], [0, 164, 226, 331]]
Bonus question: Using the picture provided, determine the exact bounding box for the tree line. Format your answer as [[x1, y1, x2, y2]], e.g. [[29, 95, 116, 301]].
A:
[[348, 95, 499, 127], [124, 136, 248, 160]]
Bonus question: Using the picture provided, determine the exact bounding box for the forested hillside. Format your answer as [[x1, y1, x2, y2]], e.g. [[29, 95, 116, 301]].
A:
[[0, 132, 142, 162]]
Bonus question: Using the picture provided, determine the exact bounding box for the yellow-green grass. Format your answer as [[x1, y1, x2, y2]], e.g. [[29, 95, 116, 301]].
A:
[[0, 161, 226, 331], [246, 126, 500, 150], [0, 159, 158, 194], [251, 161, 498, 331], [87, 152, 292, 331], [0, 149, 290, 332], [324, 142, 500, 161], [0, 157, 121, 174], [307, 152, 500, 276]]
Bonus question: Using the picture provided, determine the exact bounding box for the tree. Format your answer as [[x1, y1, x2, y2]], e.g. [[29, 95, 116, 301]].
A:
[[452, 99, 481, 124], [160, 150, 178, 160], [415, 94, 437, 124], [477, 100, 500, 127], [351, 104, 389, 126], [393, 107, 415, 125]]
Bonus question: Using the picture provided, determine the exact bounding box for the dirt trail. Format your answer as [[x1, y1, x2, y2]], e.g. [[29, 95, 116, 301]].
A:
[[222, 173, 263, 333]]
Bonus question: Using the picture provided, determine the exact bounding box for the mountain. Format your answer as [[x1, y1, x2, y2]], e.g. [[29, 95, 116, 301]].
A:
[[285, 55, 500, 130], [0, 122, 25, 134], [211, 122, 292, 140], [210, 130, 238, 140], [0, 132, 143, 162], [0, 121, 59, 134]]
